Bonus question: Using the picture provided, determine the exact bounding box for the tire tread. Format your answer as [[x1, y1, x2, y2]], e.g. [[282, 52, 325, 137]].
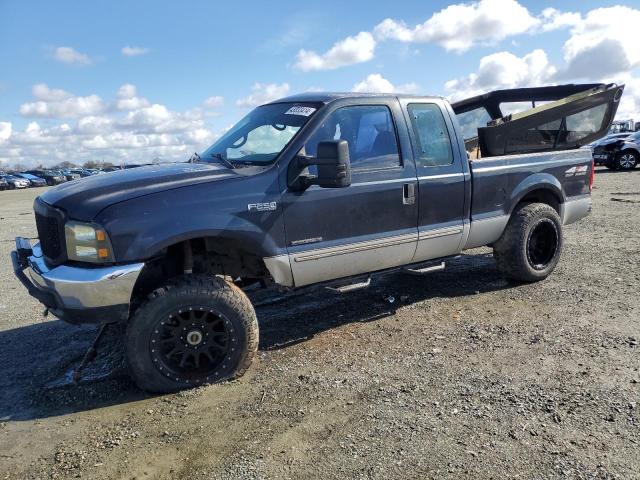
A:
[[493, 202, 562, 283], [126, 274, 258, 393]]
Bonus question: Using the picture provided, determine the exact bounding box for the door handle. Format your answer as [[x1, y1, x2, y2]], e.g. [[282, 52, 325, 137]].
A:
[[403, 183, 415, 205]]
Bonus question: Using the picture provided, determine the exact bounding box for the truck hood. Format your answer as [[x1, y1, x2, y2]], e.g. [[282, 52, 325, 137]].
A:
[[40, 162, 237, 220]]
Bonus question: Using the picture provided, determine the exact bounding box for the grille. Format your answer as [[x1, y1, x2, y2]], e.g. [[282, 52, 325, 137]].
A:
[[33, 199, 66, 264]]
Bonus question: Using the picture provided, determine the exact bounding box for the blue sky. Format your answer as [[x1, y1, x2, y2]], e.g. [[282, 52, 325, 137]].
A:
[[0, 0, 638, 167]]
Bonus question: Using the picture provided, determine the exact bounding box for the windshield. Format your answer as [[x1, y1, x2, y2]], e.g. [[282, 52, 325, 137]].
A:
[[201, 102, 321, 166]]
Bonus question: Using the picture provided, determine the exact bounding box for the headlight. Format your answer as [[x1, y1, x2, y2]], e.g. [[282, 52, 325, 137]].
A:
[[64, 221, 115, 263]]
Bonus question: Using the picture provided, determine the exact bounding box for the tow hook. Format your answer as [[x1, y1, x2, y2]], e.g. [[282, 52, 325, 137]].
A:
[[72, 323, 109, 383]]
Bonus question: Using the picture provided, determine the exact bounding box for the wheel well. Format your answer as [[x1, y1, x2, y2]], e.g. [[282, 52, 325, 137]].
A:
[[130, 237, 271, 307], [516, 189, 561, 215], [620, 149, 639, 157]]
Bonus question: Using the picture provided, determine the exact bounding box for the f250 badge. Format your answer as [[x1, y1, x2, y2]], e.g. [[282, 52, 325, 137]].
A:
[[247, 201, 277, 212]]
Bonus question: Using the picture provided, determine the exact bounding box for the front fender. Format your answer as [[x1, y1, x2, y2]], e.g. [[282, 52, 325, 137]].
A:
[[94, 169, 286, 262], [131, 215, 282, 261]]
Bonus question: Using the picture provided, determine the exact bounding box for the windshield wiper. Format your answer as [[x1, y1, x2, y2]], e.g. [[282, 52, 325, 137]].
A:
[[209, 152, 237, 169]]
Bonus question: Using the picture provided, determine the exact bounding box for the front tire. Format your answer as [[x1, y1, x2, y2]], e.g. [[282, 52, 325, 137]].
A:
[[493, 203, 563, 282], [126, 275, 258, 393], [616, 151, 638, 170]]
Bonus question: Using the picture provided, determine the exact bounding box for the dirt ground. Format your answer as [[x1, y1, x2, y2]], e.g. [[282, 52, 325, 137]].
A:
[[0, 168, 638, 479]]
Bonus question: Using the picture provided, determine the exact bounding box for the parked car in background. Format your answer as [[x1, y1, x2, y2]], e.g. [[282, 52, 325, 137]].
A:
[[593, 130, 640, 170], [14, 173, 47, 187], [0, 176, 8, 191], [58, 169, 81, 181], [70, 168, 94, 178], [24, 170, 67, 186], [588, 132, 631, 148], [0, 174, 30, 189]]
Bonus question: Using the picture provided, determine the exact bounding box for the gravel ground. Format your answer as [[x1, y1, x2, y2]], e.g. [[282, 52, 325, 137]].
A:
[[0, 168, 638, 479]]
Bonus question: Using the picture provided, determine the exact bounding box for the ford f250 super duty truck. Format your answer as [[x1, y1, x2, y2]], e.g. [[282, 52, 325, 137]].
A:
[[12, 83, 623, 392]]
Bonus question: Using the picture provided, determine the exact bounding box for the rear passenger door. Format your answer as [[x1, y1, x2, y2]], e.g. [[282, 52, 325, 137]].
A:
[[401, 101, 468, 262], [282, 100, 419, 286]]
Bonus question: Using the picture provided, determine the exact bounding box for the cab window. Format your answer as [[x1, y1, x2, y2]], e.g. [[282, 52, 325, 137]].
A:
[[407, 103, 454, 167], [303, 105, 400, 171]]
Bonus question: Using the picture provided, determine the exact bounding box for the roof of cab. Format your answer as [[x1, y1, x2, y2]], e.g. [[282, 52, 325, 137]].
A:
[[267, 92, 444, 105]]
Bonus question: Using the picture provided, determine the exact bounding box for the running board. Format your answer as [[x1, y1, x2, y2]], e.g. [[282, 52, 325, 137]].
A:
[[404, 261, 445, 275], [326, 276, 371, 293]]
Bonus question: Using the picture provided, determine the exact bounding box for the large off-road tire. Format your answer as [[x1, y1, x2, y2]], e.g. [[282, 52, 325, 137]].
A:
[[493, 203, 563, 283], [126, 274, 258, 393], [616, 150, 638, 170]]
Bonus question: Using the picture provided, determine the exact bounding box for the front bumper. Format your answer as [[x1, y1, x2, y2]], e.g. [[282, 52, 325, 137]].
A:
[[12, 237, 144, 325]]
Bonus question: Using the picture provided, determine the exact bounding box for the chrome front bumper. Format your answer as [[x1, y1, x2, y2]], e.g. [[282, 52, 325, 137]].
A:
[[12, 237, 144, 324]]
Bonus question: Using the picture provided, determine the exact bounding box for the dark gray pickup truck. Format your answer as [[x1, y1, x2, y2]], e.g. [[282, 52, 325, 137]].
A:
[[12, 83, 622, 392]]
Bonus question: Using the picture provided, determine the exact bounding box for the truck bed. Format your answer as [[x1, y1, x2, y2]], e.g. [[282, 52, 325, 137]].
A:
[[464, 148, 593, 250]]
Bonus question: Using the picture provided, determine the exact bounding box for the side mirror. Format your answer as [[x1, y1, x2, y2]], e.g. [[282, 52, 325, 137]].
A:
[[297, 140, 351, 189]]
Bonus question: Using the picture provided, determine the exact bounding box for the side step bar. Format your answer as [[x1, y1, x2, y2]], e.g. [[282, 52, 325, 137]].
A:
[[326, 276, 371, 294], [404, 261, 445, 275], [323, 258, 450, 294]]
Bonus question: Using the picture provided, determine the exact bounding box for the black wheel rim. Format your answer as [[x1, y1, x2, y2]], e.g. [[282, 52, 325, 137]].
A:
[[150, 307, 235, 384], [526, 219, 558, 270]]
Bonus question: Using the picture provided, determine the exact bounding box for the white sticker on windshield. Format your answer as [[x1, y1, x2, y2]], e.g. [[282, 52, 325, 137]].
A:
[[285, 106, 316, 117]]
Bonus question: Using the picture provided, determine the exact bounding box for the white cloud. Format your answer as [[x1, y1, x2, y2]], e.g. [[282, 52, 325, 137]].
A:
[[236, 83, 290, 107], [601, 73, 640, 121], [444, 49, 556, 101], [121, 46, 150, 57], [374, 0, 539, 53], [539, 8, 582, 32], [33, 83, 69, 102], [121, 104, 171, 129], [352, 74, 419, 94], [52, 46, 92, 65], [203, 96, 224, 108], [20, 84, 105, 118], [117, 84, 137, 99], [1, 84, 219, 167], [294, 32, 375, 71], [76, 116, 113, 134], [0, 122, 11, 144], [115, 83, 150, 110], [560, 6, 640, 80]]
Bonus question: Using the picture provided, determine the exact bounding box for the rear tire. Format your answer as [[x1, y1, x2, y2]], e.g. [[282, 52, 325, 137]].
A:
[[493, 203, 563, 282], [126, 274, 258, 393]]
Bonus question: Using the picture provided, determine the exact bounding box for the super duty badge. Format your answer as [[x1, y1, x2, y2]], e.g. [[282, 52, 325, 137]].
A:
[[247, 201, 277, 212]]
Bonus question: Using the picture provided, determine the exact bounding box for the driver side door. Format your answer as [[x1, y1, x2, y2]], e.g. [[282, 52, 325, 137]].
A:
[[280, 100, 419, 287]]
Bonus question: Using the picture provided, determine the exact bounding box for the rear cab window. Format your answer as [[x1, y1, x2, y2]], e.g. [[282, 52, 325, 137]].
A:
[[406, 103, 454, 167]]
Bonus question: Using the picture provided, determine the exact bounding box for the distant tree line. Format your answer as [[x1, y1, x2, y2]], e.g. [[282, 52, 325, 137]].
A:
[[8, 160, 115, 171]]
